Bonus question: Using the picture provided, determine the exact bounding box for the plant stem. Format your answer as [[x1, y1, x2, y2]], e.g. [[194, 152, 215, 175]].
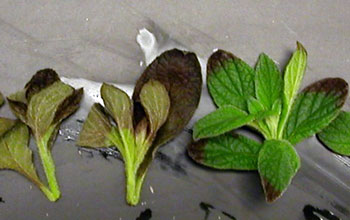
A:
[[125, 164, 145, 206], [37, 137, 60, 201]]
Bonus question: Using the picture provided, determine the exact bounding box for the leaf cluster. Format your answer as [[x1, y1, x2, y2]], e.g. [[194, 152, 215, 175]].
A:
[[78, 49, 202, 205], [189, 43, 349, 202], [0, 69, 83, 201]]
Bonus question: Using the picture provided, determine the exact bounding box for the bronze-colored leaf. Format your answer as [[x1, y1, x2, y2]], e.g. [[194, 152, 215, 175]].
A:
[[133, 49, 202, 147], [133, 49, 202, 179], [53, 88, 84, 124], [25, 68, 60, 101], [77, 103, 113, 148]]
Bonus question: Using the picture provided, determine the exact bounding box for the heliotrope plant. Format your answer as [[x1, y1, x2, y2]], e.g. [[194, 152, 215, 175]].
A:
[[2, 69, 83, 201], [77, 49, 202, 205], [188, 42, 349, 202]]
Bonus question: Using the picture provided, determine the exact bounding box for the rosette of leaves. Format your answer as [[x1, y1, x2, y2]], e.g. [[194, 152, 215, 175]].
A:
[[4, 69, 83, 201], [189, 42, 349, 202], [77, 49, 202, 206]]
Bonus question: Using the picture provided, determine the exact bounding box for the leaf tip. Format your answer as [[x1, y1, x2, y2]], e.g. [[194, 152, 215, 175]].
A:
[[207, 49, 235, 76], [262, 178, 282, 203], [187, 139, 207, 163], [296, 41, 307, 55], [304, 77, 349, 107]]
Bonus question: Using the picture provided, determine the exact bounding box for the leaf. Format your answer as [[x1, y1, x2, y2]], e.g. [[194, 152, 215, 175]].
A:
[[8, 69, 84, 202], [77, 103, 113, 148], [0, 92, 4, 106], [101, 83, 133, 131], [318, 111, 350, 156], [255, 53, 283, 110], [0, 123, 38, 181], [247, 97, 265, 116], [278, 42, 307, 138], [193, 106, 255, 140], [53, 88, 83, 124], [0, 122, 54, 201], [7, 90, 28, 123], [207, 49, 255, 111], [27, 81, 74, 138], [0, 118, 17, 137], [258, 139, 300, 202], [284, 78, 348, 144], [25, 68, 60, 101], [188, 133, 262, 170], [133, 49, 202, 147], [139, 80, 170, 140]]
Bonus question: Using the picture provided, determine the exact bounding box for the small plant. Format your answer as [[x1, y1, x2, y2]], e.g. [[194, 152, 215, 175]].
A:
[[189, 43, 349, 202], [77, 49, 202, 205], [2, 69, 83, 201]]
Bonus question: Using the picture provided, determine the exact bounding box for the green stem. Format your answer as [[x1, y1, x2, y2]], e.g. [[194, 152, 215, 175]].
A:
[[37, 137, 60, 201], [125, 165, 146, 206], [39, 184, 57, 202]]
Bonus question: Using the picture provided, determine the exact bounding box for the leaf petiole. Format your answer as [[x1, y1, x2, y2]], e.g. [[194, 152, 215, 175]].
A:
[[36, 127, 61, 201]]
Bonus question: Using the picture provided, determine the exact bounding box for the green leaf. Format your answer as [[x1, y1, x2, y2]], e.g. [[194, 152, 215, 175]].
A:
[[284, 78, 348, 144], [318, 111, 350, 156], [77, 103, 113, 148], [0, 122, 55, 201], [0, 91, 4, 106], [258, 139, 300, 202], [7, 90, 28, 123], [193, 106, 255, 140], [133, 49, 202, 147], [139, 80, 170, 140], [207, 49, 255, 111], [27, 81, 74, 137], [278, 42, 307, 138], [101, 83, 133, 131], [135, 80, 170, 167], [247, 97, 265, 116], [255, 53, 283, 110], [188, 133, 262, 170], [0, 118, 17, 137]]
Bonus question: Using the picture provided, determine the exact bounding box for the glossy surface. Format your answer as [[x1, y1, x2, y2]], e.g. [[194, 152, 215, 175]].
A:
[[0, 1, 350, 219]]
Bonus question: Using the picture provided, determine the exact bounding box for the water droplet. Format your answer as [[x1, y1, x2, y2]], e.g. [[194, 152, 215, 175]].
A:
[[149, 186, 154, 194], [46, 213, 49, 217], [139, 60, 144, 67], [85, 18, 89, 22]]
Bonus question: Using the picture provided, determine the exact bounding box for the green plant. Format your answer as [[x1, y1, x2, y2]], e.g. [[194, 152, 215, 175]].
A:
[[189, 43, 348, 202], [77, 49, 202, 205], [5, 69, 83, 201]]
